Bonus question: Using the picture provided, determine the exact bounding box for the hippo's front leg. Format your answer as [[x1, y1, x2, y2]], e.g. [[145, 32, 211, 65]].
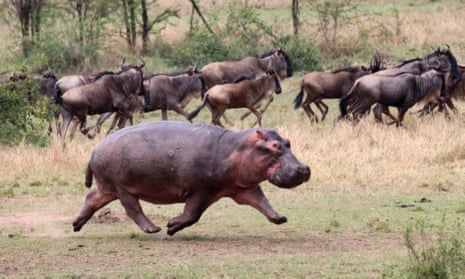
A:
[[167, 193, 213, 236], [229, 185, 287, 224]]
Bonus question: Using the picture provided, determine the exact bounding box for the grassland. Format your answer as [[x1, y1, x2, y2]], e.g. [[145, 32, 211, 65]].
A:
[[2, 0, 465, 278]]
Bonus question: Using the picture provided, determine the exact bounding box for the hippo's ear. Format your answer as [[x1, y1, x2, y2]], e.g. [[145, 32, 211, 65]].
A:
[[255, 129, 267, 141]]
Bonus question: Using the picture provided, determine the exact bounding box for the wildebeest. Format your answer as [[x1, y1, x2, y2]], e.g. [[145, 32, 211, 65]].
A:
[[72, 121, 310, 235], [416, 64, 465, 117], [188, 71, 282, 127], [141, 66, 207, 121], [339, 69, 446, 126], [293, 53, 386, 123], [364, 47, 459, 123], [57, 60, 146, 142], [201, 48, 293, 89]]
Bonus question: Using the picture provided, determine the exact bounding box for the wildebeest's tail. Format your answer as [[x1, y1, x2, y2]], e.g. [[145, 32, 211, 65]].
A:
[[85, 162, 93, 188], [187, 95, 208, 120], [339, 82, 360, 117], [293, 86, 304, 109]]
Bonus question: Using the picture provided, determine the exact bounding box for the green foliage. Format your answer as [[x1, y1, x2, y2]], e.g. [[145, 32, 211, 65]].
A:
[[273, 36, 323, 72], [0, 78, 52, 146], [402, 214, 465, 278], [174, 29, 232, 67]]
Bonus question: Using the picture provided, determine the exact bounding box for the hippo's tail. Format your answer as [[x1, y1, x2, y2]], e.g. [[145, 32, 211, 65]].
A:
[[187, 94, 208, 121], [85, 162, 93, 188], [293, 86, 304, 109]]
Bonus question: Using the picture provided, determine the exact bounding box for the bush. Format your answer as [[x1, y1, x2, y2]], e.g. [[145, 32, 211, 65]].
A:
[[0, 78, 53, 146], [273, 36, 323, 72], [397, 215, 465, 278]]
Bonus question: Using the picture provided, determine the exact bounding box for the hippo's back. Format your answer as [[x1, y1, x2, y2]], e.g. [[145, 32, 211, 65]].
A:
[[89, 121, 232, 188]]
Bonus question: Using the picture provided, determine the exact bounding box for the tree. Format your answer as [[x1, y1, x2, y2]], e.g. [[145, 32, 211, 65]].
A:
[[9, 0, 44, 56], [121, 0, 178, 52], [292, 0, 300, 35]]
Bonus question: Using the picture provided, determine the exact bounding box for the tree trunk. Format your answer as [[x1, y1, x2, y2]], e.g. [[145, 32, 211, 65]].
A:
[[189, 0, 215, 35], [141, 0, 148, 52], [292, 0, 299, 36]]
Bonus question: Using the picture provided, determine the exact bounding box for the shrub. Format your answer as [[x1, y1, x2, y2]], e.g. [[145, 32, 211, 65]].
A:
[[273, 36, 323, 72], [401, 215, 465, 278], [0, 78, 53, 146]]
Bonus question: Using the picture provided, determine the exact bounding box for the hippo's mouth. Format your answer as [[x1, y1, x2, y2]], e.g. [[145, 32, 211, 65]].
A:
[[268, 165, 311, 189]]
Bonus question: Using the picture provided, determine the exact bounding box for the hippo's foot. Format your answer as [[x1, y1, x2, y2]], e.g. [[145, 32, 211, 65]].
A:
[[270, 215, 287, 225], [142, 224, 162, 234], [72, 219, 84, 232]]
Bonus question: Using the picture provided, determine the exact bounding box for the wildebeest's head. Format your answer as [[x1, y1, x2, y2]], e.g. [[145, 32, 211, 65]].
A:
[[426, 46, 459, 80], [261, 48, 293, 79], [120, 57, 149, 107]]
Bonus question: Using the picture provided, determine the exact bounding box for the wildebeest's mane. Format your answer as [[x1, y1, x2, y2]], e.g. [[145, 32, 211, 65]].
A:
[[394, 57, 422, 68], [143, 69, 196, 80], [329, 66, 363, 74], [92, 71, 116, 81]]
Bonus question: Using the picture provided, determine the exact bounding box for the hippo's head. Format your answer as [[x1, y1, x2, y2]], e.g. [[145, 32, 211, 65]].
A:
[[252, 129, 310, 188]]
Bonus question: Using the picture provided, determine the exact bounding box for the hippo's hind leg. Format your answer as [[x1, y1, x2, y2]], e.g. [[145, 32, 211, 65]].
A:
[[117, 187, 162, 233], [73, 188, 117, 232], [230, 185, 287, 225]]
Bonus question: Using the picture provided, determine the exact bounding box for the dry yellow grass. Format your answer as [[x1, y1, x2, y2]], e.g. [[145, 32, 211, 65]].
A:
[[2, 77, 465, 198]]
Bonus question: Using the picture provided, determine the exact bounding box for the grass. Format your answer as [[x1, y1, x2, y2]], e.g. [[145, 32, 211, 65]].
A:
[[1, 77, 465, 277], [2, 1, 465, 277]]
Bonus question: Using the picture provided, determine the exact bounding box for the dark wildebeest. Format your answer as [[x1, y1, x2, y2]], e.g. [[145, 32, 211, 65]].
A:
[[416, 64, 465, 117], [72, 121, 310, 235], [339, 69, 446, 126], [368, 47, 459, 123], [188, 71, 282, 127], [293, 53, 385, 123], [201, 48, 293, 89], [57, 60, 147, 142], [141, 67, 207, 121]]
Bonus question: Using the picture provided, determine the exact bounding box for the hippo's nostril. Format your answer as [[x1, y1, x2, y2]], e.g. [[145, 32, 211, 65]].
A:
[[298, 165, 311, 179]]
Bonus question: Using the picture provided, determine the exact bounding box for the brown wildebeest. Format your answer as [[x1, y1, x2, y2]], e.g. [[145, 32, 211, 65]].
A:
[[57, 60, 146, 142], [98, 66, 207, 132], [188, 71, 282, 127], [201, 48, 293, 89], [339, 69, 446, 126], [293, 53, 385, 123]]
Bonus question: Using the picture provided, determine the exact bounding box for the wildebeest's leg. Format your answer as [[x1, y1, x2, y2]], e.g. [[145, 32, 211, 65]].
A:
[[60, 107, 74, 142], [72, 188, 117, 232], [93, 112, 114, 134], [229, 185, 287, 224], [161, 109, 168, 120], [211, 107, 226, 128], [172, 105, 193, 123], [314, 99, 329, 121], [246, 106, 263, 127], [167, 192, 213, 235], [301, 95, 319, 123]]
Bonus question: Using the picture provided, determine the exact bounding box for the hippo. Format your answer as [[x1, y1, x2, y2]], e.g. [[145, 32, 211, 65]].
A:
[[72, 121, 310, 235]]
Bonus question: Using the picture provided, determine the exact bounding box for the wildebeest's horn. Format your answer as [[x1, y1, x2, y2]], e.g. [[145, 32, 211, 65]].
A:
[[139, 57, 146, 69], [121, 58, 126, 67]]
